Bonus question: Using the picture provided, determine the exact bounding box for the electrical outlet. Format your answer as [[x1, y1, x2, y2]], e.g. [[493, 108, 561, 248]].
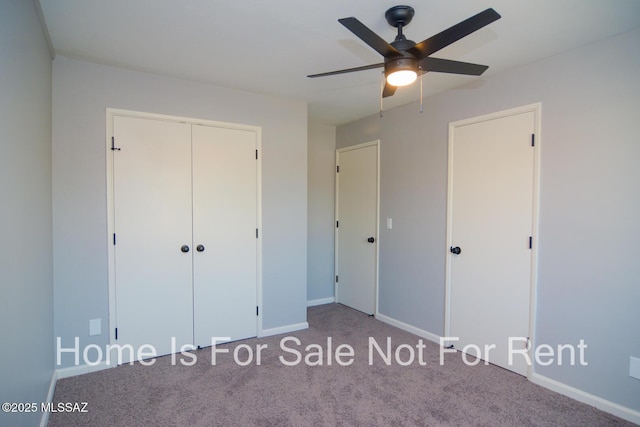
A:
[[89, 318, 101, 336], [386, 218, 393, 229], [630, 356, 640, 380]]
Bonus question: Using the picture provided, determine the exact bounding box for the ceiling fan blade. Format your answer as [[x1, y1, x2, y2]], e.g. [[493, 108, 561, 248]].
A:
[[338, 17, 402, 58], [307, 63, 384, 78], [382, 82, 397, 98], [420, 57, 489, 76], [409, 8, 501, 59]]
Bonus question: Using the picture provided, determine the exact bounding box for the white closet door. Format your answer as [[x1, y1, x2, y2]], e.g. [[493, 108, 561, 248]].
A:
[[192, 124, 257, 347], [113, 116, 193, 363]]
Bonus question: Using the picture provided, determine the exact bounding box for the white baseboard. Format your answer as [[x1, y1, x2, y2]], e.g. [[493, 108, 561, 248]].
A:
[[39, 369, 58, 427], [374, 313, 441, 345], [260, 322, 309, 338], [307, 297, 335, 307], [530, 373, 640, 425], [56, 361, 112, 379]]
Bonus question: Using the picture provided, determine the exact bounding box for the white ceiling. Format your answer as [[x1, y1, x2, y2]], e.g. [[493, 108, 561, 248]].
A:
[[38, 0, 640, 125]]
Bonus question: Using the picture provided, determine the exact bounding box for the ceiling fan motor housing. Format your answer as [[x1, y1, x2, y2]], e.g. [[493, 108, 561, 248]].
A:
[[386, 6, 419, 79], [384, 56, 418, 77]]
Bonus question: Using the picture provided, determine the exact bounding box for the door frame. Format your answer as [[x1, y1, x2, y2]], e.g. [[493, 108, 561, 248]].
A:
[[334, 140, 380, 315], [105, 108, 263, 352], [444, 103, 541, 378]]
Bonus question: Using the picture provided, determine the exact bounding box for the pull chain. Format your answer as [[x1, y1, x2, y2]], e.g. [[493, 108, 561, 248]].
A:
[[380, 72, 385, 118], [419, 67, 423, 113]]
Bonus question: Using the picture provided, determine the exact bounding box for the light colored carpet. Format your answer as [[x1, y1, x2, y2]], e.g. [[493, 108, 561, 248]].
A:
[[49, 303, 633, 426]]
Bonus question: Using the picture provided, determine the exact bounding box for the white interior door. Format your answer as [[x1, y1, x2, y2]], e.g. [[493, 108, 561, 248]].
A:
[[336, 142, 378, 315], [192, 125, 257, 347], [447, 109, 536, 376], [113, 116, 194, 362]]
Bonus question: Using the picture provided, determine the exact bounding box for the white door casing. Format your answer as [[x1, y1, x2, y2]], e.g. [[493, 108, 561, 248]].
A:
[[445, 104, 540, 376], [335, 141, 379, 315]]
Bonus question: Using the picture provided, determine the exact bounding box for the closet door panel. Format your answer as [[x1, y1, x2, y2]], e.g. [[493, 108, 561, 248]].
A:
[[113, 116, 194, 362], [192, 125, 257, 347]]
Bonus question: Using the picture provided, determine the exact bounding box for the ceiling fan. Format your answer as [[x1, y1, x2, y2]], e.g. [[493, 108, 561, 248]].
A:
[[308, 5, 501, 97]]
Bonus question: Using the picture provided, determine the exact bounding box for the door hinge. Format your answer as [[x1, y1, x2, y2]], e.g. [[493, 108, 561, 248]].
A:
[[336, 165, 339, 173], [531, 134, 535, 147], [256, 228, 259, 238], [336, 275, 339, 283], [529, 236, 532, 249], [256, 306, 259, 316], [111, 136, 121, 151], [113, 233, 116, 245], [115, 328, 118, 340], [255, 149, 258, 159]]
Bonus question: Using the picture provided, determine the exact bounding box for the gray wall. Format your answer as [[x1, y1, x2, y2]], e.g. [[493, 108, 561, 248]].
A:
[[307, 122, 336, 303], [52, 56, 308, 368], [0, 1, 54, 426], [337, 29, 640, 412]]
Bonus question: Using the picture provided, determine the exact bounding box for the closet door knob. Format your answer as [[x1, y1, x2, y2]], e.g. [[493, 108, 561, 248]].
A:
[[196, 244, 205, 252], [181, 245, 190, 253]]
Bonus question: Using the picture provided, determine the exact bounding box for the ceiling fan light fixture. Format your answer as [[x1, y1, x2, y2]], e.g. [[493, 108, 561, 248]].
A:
[[387, 69, 417, 86], [385, 57, 418, 87]]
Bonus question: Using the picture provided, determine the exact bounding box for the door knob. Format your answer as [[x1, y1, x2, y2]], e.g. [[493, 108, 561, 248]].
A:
[[196, 244, 205, 252], [181, 245, 190, 253], [450, 246, 461, 255], [367, 237, 375, 243]]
